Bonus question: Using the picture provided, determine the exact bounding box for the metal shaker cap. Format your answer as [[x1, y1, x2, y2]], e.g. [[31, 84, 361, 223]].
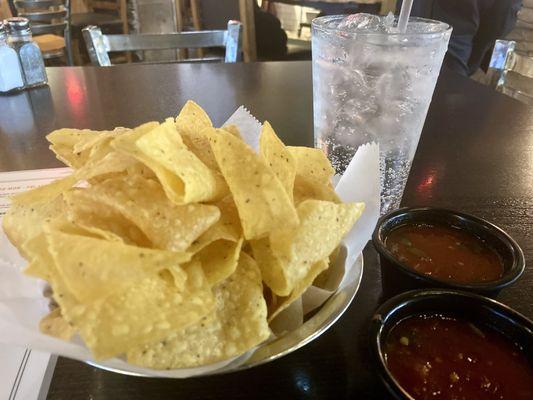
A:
[[6, 17, 31, 36]]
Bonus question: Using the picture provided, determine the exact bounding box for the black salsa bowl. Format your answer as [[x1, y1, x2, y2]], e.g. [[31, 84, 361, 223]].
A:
[[372, 207, 525, 298], [369, 289, 533, 400]]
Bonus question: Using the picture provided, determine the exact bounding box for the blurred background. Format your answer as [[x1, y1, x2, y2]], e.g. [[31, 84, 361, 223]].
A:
[[1, 0, 531, 104]]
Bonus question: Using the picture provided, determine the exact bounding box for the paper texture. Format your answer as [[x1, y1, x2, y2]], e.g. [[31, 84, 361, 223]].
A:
[[336, 143, 380, 269], [0, 347, 54, 400], [0, 107, 379, 378], [0, 168, 70, 399], [223, 106, 262, 152]]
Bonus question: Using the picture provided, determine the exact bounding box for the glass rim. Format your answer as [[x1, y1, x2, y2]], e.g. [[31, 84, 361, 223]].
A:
[[312, 15, 452, 38]]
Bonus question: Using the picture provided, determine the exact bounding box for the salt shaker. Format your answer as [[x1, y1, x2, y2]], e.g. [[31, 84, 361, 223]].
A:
[[0, 21, 25, 94], [6, 17, 48, 88]]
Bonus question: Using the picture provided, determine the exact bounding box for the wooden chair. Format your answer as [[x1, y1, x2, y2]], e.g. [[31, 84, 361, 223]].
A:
[[488, 39, 533, 105], [82, 20, 241, 66], [69, 0, 128, 64], [188, 0, 256, 62], [132, 0, 187, 62], [9, 0, 73, 64], [70, 0, 128, 34], [1, 0, 13, 19]]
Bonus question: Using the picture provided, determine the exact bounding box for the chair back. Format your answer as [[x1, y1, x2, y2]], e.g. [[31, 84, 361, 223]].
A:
[[191, 0, 256, 62], [12, 0, 69, 36], [488, 39, 533, 104], [83, 20, 241, 66], [88, 0, 127, 33], [89, 0, 122, 13], [10, 0, 72, 63], [135, 0, 182, 62]]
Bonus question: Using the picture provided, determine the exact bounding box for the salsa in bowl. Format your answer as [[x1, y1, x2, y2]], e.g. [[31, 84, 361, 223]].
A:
[[372, 207, 524, 297], [369, 289, 533, 400]]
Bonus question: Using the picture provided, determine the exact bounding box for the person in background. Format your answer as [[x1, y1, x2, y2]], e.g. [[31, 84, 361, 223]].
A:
[[398, 0, 522, 76], [254, 2, 287, 60]]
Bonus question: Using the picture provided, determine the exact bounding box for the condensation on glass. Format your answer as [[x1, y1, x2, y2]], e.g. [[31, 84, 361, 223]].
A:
[[311, 15, 451, 214]]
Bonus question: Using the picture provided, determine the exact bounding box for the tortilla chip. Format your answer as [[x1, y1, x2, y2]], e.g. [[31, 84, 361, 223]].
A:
[[207, 128, 299, 240], [46, 228, 190, 303], [223, 125, 242, 139], [63, 189, 151, 246], [289, 146, 340, 204], [9, 175, 76, 206], [312, 247, 344, 291], [127, 252, 270, 368], [2, 195, 65, 256], [5, 104, 363, 367], [76, 150, 137, 182], [112, 123, 206, 206], [22, 234, 55, 281], [288, 146, 334, 185], [268, 259, 329, 322], [175, 101, 218, 170], [27, 240, 213, 361], [46, 128, 114, 168], [136, 119, 227, 203], [195, 238, 243, 286], [19, 223, 208, 360], [189, 196, 242, 254], [293, 177, 341, 204], [259, 121, 296, 201], [76, 176, 220, 251], [39, 308, 76, 340], [68, 261, 214, 359], [253, 200, 364, 296]]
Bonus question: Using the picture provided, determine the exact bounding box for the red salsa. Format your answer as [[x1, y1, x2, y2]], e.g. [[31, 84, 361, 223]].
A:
[[385, 223, 504, 284], [385, 314, 533, 400]]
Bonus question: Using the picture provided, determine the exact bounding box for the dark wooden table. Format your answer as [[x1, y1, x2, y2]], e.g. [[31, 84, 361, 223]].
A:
[[0, 61, 531, 399]]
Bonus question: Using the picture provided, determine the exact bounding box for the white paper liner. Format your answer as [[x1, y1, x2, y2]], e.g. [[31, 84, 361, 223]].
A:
[[223, 106, 262, 152], [0, 107, 379, 377]]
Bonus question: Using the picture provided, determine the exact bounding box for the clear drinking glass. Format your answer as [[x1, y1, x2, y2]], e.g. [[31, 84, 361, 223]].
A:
[[312, 15, 451, 214]]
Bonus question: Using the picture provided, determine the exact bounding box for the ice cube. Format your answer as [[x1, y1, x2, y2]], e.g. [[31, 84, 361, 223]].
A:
[[337, 13, 381, 32], [337, 13, 403, 34], [382, 12, 395, 29]]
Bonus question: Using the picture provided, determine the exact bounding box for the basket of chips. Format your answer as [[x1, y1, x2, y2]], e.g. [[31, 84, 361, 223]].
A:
[[0, 103, 379, 377]]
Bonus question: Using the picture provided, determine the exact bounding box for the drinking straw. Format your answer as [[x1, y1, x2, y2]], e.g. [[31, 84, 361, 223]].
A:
[[398, 0, 413, 33]]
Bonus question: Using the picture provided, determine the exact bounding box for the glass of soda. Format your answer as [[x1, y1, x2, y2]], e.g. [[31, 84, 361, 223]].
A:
[[312, 14, 451, 214]]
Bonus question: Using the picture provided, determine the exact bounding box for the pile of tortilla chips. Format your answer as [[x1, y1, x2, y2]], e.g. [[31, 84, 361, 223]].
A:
[[2, 101, 364, 369]]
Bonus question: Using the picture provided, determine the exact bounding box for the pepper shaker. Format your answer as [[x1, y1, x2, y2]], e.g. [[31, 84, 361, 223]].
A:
[[6, 17, 48, 89], [0, 21, 25, 94]]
